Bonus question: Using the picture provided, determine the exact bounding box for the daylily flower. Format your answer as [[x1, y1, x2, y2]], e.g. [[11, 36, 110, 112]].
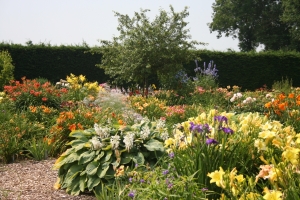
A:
[[207, 167, 225, 188]]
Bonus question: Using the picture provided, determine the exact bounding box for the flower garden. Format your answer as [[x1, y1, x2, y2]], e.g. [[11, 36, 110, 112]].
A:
[[1, 62, 300, 200]]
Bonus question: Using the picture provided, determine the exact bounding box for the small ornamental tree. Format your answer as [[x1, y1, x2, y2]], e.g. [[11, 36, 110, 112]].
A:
[[0, 51, 14, 90], [93, 5, 202, 95]]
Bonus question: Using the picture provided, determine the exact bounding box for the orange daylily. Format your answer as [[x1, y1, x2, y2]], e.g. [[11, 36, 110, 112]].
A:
[[278, 93, 286, 100], [278, 103, 287, 111], [288, 93, 295, 98], [69, 124, 76, 131], [77, 123, 83, 130], [265, 102, 272, 108]]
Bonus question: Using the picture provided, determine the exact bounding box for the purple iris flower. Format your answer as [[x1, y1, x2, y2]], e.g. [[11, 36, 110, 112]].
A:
[[214, 116, 228, 124], [203, 123, 211, 131], [222, 127, 234, 134], [206, 138, 218, 145], [168, 152, 174, 159], [163, 170, 169, 175], [128, 190, 135, 198], [189, 122, 210, 133]]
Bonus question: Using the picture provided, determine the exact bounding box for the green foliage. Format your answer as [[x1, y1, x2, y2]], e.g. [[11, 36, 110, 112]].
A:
[[4, 77, 65, 111], [53, 118, 167, 196], [167, 111, 264, 199], [24, 137, 52, 161], [2, 42, 300, 91], [272, 76, 293, 94], [209, 0, 300, 51], [115, 157, 212, 199], [93, 5, 201, 91], [0, 42, 107, 84], [281, 0, 300, 42], [188, 50, 300, 91], [0, 50, 14, 90]]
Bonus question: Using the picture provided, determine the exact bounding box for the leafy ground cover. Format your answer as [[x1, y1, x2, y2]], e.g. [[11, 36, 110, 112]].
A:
[[1, 68, 300, 199]]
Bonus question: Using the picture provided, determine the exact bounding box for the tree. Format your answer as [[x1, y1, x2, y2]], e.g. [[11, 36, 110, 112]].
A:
[[281, 0, 300, 42], [92, 5, 201, 94], [208, 0, 300, 51]]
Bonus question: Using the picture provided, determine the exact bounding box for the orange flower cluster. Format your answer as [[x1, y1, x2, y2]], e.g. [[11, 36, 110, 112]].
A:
[[49, 106, 103, 147], [265, 92, 300, 117], [29, 105, 53, 114], [3, 77, 68, 107], [166, 105, 186, 117]]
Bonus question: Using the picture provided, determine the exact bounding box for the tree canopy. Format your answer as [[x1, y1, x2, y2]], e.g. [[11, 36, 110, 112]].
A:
[[281, 0, 300, 41], [92, 5, 201, 91], [209, 0, 300, 52]]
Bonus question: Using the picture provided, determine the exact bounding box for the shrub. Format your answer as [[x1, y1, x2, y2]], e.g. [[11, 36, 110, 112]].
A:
[[0, 50, 14, 90]]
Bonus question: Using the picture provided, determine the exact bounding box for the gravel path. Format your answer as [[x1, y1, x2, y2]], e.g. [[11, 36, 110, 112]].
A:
[[0, 158, 96, 200]]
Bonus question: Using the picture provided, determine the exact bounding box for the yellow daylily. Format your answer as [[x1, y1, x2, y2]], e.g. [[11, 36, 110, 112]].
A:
[[263, 187, 283, 200], [207, 167, 225, 188]]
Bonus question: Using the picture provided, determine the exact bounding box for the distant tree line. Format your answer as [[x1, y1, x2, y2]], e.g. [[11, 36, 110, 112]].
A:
[[209, 0, 300, 52]]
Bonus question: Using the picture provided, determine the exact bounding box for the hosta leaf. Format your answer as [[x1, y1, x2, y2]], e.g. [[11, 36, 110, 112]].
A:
[[94, 151, 105, 161], [53, 156, 67, 170], [120, 154, 132, 164], [93, 184, 103, 199], [69, 129, 93, 138], [144, 139, 165, 152], [111, 158, 120, 168], [74, 143, 86, 152], [78, 151, 96, 165], [86, 161, 100, 176], [104, 166, 115, 180], [97, 162, 110, 178], [60, 152, 80, 165], [133, 152, 145, 165], [104, 150, 112, 162], [80, 170, 86, 176], [87, 175, 101, 191], [64, 165, 83, 186], [66, 138, 89, 146], [79, 174, 86, 192], [68, 176, 81, 196], [60, 148, 75, 157], [70, 183, 80, 196], [84, 142, 91, 148]]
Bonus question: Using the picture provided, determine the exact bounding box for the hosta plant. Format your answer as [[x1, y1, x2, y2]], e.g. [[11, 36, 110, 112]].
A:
[[53, 117, 168, 196]]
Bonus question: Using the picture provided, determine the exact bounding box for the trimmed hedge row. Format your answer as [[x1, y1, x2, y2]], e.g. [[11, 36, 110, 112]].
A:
[[186, 50, 300, 91], [0, 43, 108, 84], [1, 43, 300, 90]]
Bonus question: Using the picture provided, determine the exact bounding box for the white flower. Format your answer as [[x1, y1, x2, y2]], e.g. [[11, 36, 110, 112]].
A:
[[110, 135, 121, 149], [230, 96, 236, 102], [266, 93, 273, 98], [123, 132, 135, 151], [90, 136, 103, 150], [141, 117, 150, 124], [161, 131, 169, 140], [94, 124, 110, 138], [140, 126, 150, 139], [236, 93, 243, 98], [156, 118, 166, 130], [243, 97, 257, 104]]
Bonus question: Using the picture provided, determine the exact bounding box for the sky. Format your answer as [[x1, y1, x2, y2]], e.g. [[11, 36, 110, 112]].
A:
[[0, 0, 241, 51]]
